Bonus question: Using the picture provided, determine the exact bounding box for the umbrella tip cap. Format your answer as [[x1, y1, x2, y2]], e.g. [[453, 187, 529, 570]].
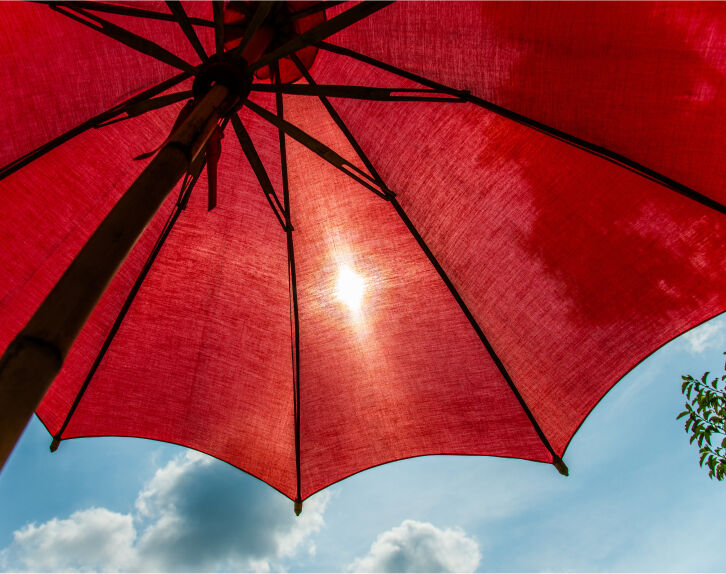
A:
[[294, 499, 303, 516], [553, 456, 569, 476], [50, 437, 60, 453]]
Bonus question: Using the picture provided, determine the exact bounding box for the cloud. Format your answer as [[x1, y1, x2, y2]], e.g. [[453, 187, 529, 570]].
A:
[[0, 452, 328, 572], [132, 451, 328, 572], [0, 508, 135, 573], [680, 316, 726, 354], [348, 520, 480, 573]]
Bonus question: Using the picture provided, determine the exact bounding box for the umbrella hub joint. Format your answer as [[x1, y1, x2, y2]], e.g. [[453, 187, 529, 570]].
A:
[[193, 53, 253, 111]]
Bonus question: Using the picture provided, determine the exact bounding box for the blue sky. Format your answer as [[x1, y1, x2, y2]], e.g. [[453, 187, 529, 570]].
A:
[[1, 314, 725, 572]]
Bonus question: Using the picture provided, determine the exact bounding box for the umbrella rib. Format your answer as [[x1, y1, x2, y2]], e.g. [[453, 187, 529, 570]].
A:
[[41, 1, 215, 27], [50, 166, 204, 451], [316, 41, 726, 216], [244, 100, 389, 200], [273, 63, 303, 513], [290, 54, 567, 474], [49, 3, 197, 75], [390, 198, 567, 473], [230, 2, 275, 59], [250, 83, 468, 103], [95, 90, 194, 128], [288, 53, 390, 195], [212, 1, 224, 55], [0, 72, 191, 183], [165, 1, 209, 63], [251, 1, 393, 72], [283, 1, 344, 23], [230, 115, 289, 231]]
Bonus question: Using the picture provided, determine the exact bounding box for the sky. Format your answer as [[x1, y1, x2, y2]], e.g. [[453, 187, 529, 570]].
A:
[[0, 313, 725, 573]]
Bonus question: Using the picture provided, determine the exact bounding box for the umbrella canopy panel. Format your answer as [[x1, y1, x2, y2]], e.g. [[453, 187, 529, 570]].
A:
[[331, 1, 726, 205], [0, 2, 209, 167], [281, 94, 551, 498], [30, 102, 299, 497], [308, 47, 726, 461], [0, 1, 724, 502]]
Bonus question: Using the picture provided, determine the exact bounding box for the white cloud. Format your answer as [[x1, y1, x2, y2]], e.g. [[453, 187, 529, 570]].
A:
[[0, 508, 135, 573], [131, 451, 329, 572], [0, 452, 329, 572], [348, 520, 480, 573], [681, 317, 726, 355]]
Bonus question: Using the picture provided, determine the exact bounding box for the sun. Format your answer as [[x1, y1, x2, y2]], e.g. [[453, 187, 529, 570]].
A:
[[335, 265, 365, 312]]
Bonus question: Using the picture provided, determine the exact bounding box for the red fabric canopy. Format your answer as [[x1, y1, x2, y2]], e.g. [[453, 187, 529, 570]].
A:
[[0, 1, 724, 501]]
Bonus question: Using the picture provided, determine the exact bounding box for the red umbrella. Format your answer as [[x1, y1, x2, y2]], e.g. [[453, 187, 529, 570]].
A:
[[0, 1, 724, 515]]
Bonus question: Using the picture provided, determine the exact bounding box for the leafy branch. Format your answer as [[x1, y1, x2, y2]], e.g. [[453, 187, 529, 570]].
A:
[[677, 352, 726, 481]]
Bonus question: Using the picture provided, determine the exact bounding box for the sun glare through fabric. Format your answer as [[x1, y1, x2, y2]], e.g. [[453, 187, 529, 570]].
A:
[[335, 265, 365, 312]]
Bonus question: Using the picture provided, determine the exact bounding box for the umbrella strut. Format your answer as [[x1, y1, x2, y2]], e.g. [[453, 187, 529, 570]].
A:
[[0, 54, 254, 472]]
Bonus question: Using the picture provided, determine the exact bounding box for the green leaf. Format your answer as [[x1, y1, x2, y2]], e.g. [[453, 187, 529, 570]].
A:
[[677, 355, 726, 480]]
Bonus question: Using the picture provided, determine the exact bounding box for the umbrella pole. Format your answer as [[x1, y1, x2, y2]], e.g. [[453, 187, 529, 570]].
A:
[[0, 82, 240, 471]]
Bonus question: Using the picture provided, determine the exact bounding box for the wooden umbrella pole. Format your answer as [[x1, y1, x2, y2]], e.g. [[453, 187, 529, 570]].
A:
[[0, 82, 239, 471]]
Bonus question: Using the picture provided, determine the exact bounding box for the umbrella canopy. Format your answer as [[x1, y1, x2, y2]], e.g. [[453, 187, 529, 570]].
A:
[[0, 1, 724, 511]]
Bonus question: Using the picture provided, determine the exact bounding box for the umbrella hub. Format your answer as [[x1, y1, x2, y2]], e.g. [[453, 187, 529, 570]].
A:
[[192, 53, 253, 108], [224, 1, 325, 83]]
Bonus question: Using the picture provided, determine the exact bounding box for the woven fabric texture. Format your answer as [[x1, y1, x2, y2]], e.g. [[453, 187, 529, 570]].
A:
[[0, 1, 724, 500]]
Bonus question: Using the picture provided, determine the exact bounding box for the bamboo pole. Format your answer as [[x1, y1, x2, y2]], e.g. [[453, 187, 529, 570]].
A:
[[0, 83, 238, 471]]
